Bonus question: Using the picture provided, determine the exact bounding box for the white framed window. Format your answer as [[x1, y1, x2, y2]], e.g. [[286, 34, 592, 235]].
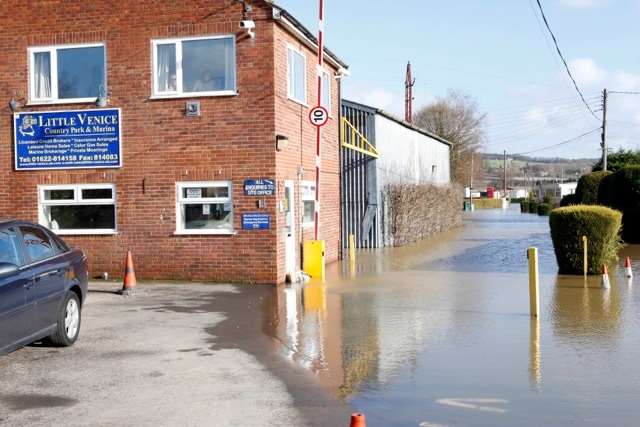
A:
[[38, 184, 116, 235], [287, 45, 307, 104], [152, 35, 237, 98], [321, 70, 331, 114], [176, 182, 234, 234], [301, 181, 316, 227], [29, 43, 106, 104]]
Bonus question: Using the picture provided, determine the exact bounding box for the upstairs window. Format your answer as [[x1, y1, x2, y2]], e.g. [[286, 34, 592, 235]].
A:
[[287, 46, 306, 104], [152, 36, 236, 97], [29, 44, 106, 103], [321, 70, 331, 113], [39, 184, 116, 235]]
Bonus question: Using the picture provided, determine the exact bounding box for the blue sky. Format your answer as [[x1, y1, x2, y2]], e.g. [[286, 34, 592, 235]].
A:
[[276, 0, 640, 158]]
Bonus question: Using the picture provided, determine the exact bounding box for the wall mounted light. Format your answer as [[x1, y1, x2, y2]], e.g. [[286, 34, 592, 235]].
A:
[[9, 92, 22, 112], [276, 134, 289, 151], [96, 85, 108, 107]]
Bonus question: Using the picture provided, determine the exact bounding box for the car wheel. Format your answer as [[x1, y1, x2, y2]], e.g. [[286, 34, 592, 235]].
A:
[[50, 292, 82, 347]]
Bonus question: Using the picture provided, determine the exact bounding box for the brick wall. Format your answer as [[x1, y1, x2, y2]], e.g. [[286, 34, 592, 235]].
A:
[[0, 1, 342, 284], [273, 24, 341, 284]]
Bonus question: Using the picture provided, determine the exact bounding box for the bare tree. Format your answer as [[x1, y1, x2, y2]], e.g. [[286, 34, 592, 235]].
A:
[[414, 91, 486, 185]]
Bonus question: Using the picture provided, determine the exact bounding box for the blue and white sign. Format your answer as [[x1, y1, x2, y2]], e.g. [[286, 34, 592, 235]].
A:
[[14, 108, 122, 170], [244, 179, 276, 196], [242, 213, 271, 230]]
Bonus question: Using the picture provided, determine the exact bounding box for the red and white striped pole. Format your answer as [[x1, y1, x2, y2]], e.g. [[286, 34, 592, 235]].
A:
[[314, 0, 325, 240]]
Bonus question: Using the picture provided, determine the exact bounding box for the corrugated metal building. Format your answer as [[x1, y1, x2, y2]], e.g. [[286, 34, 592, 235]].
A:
[[341, 100, 452, 250]]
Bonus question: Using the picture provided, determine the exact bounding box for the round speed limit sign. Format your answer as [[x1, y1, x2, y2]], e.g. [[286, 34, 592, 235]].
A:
[[309, 106, 329, 127]]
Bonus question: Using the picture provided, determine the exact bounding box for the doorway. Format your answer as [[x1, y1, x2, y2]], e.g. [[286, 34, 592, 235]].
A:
[[284, 181, 297, 281]]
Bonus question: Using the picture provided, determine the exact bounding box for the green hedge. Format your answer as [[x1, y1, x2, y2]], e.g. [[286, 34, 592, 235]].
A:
[[598, 166, 640, 243], [560, 193, 578, 207], [575, 171, 612, 204], [549, 205, 622, 274], [528, 200, 538, 214], [537, 203, 552, 216], [520, 200, 530, 213]]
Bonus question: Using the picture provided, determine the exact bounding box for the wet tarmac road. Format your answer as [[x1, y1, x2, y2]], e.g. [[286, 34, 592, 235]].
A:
[[261, 205, 640, 426]]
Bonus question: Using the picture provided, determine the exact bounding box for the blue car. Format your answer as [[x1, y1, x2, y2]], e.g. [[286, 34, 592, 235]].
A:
[[0, 221, 88, 354]]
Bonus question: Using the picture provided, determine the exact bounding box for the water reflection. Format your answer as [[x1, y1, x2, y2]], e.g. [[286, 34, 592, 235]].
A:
[[529, 319, 541, 390], [551, 275, 623, 345], [260, 206, 640, 426]]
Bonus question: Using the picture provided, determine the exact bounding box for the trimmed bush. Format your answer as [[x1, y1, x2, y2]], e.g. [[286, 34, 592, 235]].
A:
[[537, 203, 552, 216], [473, 198, 503, 209], [560, 193, 578, 207], [549, 205, 622, 274], [597, 166, 640, 243], [520, 200, 530, 213], [528, 200, 538, 213], [575, 171, 612, 204]]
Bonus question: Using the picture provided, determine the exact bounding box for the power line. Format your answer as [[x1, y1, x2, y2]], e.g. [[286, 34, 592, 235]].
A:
[[533, 0, 600, 121], [609, 91, 640, 95], [485, 104, 599, 130], [484, 98, 600, 123], [512, 128, 601, 156]]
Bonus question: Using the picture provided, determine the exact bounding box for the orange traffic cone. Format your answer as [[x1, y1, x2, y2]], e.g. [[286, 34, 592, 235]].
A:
[[625, 257, 633, 279], [350, 413, 366, 427], [601, 265, 611, 289], [121, 251, 137, 296]]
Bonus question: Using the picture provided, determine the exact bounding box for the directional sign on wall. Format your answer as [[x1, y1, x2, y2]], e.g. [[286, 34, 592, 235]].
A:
[[244, 179, 276, 196]]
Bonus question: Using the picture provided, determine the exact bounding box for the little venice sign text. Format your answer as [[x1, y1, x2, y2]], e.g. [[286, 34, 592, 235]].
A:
[[14, 108, 122, 170]]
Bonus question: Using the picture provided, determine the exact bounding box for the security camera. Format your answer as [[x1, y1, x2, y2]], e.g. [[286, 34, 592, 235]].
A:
[[240, 20, 255, 30], [240, 20, 256, 38]]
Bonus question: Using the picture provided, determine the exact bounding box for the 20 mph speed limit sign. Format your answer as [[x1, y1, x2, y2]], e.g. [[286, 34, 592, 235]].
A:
[[309, 106, 329, 127]]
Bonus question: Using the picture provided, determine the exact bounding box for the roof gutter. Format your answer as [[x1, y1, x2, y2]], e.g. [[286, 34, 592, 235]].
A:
[[271, 5, 349, 76]]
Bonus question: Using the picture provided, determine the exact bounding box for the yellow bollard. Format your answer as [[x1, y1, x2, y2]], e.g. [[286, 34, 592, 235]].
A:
[[583, 236, 588, 277], [528, 247, 540, 318], [348, 234, 356, 263], [348, 234, 356, 278]]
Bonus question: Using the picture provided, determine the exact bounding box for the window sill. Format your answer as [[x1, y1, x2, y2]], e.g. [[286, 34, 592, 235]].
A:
[[51, 230, 118, 236], [150, 91, 238, 100], [174, 230, 237, 236], [287, 96, 309, 108], [27, 98, 99, 106]]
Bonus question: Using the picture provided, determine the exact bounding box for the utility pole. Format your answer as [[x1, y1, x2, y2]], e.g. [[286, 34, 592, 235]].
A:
[[601, 88, 608, 171], [503, 150, 507, 198], [405, 62, 415, 123]]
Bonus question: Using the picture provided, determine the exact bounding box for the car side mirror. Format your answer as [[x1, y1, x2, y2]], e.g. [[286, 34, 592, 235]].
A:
[[0, 262, 19, 278]]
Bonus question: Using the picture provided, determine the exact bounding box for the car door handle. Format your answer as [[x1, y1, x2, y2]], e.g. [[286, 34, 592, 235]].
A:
[[35, 270, 61, 280]]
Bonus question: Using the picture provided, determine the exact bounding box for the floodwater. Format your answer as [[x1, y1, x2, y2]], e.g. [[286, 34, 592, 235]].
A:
[[261, 205, 640, 426]]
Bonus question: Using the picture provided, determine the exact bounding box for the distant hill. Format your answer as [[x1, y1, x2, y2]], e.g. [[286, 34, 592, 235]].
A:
[[479, 153, 597, 187], [483, 153, 598, 164]]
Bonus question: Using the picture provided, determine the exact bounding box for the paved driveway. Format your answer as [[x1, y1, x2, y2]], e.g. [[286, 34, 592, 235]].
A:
[[0, 282, 350, 426]]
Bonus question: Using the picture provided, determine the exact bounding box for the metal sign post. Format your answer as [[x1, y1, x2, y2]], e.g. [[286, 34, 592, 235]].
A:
[[312, 0, 325, 240]]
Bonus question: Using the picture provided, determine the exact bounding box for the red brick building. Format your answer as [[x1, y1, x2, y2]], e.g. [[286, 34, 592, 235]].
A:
[[0, 1, 348, 284]]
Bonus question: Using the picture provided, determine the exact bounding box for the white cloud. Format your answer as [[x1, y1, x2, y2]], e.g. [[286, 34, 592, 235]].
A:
[[559, 0, 608, 8], [525, 107, 548, 126], [568, 58, 607, 86], [344, 85, 400, 112], [612, 71, 640, 91]]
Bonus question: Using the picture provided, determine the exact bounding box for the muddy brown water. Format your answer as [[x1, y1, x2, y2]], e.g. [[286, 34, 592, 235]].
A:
[[258, 206, 640, 426]]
